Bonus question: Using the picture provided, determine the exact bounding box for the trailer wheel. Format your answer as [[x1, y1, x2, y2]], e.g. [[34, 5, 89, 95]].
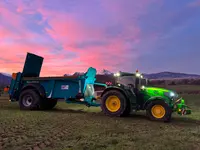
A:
[[101, 90, 128, 117], [146, 100, 172, 122], [19, 89, 41, 110], [40, 99, 57, 110]]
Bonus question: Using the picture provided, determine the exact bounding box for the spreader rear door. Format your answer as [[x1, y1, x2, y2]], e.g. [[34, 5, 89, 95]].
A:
[[22, 53, 44, 77]]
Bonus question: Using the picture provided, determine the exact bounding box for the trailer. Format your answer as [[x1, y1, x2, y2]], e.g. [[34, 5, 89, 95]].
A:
[[8, 53, 107, 110]]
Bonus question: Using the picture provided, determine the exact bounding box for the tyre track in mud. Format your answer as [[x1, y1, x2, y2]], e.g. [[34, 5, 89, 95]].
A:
[[0, 121, 28, 150], [23, 116, 83, 150], [24, 111, 103, 150], [0, 113, 84, 150], [0, 114, 70, 150], [26, 112, 101, 150]]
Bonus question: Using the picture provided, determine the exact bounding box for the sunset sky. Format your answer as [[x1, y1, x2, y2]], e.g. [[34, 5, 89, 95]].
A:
[[0, 0, 200, 76]]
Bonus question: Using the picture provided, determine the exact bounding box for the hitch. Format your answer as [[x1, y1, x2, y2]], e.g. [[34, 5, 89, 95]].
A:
[[174, 98, 191, 115]]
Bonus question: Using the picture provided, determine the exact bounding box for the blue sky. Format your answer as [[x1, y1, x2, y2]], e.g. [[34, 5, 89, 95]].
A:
[[0, 0, 200, 75]]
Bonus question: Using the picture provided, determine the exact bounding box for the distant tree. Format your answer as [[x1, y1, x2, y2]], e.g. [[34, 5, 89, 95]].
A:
[[169, 81, 176, 85], [73, 72, 84, 76]]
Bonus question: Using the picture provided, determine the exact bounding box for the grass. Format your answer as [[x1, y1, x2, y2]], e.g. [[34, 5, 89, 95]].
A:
[[0, 93, 200, 150]]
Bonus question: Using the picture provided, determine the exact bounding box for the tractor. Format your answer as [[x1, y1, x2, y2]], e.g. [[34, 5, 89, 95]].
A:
[[100, 71, 191, 122]]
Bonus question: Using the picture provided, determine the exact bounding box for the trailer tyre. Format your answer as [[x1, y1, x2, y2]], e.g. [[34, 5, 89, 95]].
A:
[[40, 99, 57, 110], [19, 89, 41, 110], [146, 100, 172, 122], [101, 90, 128, 117]]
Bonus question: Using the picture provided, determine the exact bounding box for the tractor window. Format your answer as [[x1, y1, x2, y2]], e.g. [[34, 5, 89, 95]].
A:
[[141, 78, 147, 86], [117, 76, 135, 87]]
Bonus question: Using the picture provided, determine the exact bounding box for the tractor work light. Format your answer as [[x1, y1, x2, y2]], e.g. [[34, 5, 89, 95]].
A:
[[114, 72, 120, 77], [136, 73, 141, 77]]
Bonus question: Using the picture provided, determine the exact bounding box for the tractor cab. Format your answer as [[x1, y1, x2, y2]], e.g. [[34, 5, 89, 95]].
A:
[[113, 70, 147, 91], [113, 70, 149, 109]]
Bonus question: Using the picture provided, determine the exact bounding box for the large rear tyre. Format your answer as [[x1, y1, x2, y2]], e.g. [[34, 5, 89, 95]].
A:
[[101, 90, 129, 117], [19, 89, 41, 110], [146, 100, 172, 122], [40, 99, 58, 110]]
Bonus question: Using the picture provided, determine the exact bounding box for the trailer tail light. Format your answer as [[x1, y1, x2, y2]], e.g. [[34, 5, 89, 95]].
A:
[[12, 73, 17, 80], [4, 87, 9, 92]]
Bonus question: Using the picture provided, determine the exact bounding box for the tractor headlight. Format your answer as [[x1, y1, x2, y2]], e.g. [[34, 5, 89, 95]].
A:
[[164, 91, 178, 100], [170, 92, 175, 97]]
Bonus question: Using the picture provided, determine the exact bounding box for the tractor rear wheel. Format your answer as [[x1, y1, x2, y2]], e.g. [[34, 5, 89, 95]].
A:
[[101, 90, 129, 117], [19, 89, 41, 110], [146, 100, 172, 122]]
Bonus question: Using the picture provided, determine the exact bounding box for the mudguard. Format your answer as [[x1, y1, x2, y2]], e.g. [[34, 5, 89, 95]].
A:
[[143, 96, 170, 109], [21, 83, 46, 98], [101, 86, 137, 106]]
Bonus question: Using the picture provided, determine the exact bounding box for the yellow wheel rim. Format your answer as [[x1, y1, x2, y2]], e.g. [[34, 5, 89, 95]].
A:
[[151, 105, 166, 119], [105, 96, 121, 112]]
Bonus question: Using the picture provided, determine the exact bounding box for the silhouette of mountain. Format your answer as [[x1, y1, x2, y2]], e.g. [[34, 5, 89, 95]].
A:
[[0, 73, 12, 87], [143, 72, 200, 79]]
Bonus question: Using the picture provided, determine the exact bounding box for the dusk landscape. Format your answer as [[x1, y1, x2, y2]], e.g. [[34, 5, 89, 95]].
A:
[[0, 0, 200, 150], [0, 0, 200, 76]]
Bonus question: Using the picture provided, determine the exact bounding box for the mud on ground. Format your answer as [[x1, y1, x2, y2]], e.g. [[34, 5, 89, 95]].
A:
[[0, 94, 200, 150]]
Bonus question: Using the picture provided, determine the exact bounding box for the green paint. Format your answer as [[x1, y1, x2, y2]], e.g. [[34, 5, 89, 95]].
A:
[[140, 86, 173, 105]]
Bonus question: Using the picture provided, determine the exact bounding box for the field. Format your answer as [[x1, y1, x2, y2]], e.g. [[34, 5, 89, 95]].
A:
[[0, 85, 200, 150]]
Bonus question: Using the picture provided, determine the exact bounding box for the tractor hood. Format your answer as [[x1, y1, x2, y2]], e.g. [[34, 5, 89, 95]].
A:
[[142, 86, 178, 99], [145, 87, 171, 93]]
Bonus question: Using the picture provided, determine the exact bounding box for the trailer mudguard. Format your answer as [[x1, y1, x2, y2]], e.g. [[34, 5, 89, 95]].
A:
[[21, 83, 46, 98]]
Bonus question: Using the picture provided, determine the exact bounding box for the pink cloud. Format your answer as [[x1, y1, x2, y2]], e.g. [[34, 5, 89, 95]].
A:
[[0, 0, 160, 76], [37, 8, 142, 73]]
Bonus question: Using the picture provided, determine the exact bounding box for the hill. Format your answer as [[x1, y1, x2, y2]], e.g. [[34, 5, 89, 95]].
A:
[[1, 70, 200, 87], [144, 72, 200, 79], [0, 73, 11, 87], [97, 70, 200, 80]]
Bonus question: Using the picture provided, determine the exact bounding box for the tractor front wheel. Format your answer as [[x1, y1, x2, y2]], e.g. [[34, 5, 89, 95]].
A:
[[101, 90, 129, 117], [146, 100, 172, 122]]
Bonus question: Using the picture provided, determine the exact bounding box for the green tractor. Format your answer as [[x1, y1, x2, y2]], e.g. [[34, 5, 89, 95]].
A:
[[100, 71, 191, 122]]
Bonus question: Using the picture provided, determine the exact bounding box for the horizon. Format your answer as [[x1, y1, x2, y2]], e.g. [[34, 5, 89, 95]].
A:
[[0, 0, 200, 76], [1, 70, 200, 77]]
